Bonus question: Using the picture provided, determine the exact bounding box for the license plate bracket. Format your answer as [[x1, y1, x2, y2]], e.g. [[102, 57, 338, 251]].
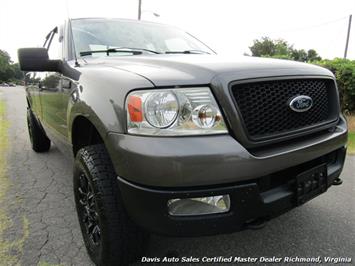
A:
[[296, 164, 328, 205]]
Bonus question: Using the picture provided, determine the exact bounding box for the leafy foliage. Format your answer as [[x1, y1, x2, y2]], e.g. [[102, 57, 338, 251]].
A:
[[249, 38, 355, 113], [314, 58, 355, 113], [0, 49, 23, 82], [249, 37, 321, 62]]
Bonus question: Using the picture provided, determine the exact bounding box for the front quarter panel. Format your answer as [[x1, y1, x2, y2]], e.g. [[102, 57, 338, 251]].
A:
[[67, 65, 154, 143]]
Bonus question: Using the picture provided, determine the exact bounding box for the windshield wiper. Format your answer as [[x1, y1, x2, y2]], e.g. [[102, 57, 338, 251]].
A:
[[112, 47, 161, 54], [165, 50, 210, 54], [80, 47, 161, 57], [80, 48, 143, 56]]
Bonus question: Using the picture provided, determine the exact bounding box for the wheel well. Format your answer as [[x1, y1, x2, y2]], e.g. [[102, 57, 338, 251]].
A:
[[71, 116, 104, 156]]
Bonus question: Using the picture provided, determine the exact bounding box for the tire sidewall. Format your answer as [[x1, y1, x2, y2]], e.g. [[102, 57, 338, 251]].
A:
[[27, 109, 35, 148], [73, 155, 105, 265], [73, 145, 146, 266], [26, 108, 50, 152], [74, 148, 126, 266]]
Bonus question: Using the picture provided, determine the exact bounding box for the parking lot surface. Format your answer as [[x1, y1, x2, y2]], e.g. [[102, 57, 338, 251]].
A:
[[0, 86, 354, 265]]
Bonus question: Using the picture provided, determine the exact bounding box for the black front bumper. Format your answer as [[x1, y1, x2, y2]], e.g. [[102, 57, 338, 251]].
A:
[[117, 147, 346, 237]]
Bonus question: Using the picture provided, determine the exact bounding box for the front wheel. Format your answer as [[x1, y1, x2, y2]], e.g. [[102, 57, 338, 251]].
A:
[[73, 144, 147, 266]]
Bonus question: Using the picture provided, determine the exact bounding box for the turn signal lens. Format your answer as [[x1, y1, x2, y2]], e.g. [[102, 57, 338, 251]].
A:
[[127, 95, 143, 122]]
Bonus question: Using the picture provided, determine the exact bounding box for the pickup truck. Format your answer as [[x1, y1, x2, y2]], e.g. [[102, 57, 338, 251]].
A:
[[18, 18, 347, 266]]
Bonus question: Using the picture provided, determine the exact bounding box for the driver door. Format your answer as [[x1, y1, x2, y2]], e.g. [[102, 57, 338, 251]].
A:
[[39, 27, 67, 144]]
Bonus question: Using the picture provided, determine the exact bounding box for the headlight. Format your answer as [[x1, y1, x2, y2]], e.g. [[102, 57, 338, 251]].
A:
[[126, 87, 228, 136], [145, 91, 179, 128]]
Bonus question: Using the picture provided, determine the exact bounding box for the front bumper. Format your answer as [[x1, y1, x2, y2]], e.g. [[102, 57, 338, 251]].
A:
[[117, 147, 346, 236], [106, 116, 347, 187]]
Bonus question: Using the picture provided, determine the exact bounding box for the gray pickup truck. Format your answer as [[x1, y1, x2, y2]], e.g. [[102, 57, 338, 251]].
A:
[[18, 18, 347, 266]]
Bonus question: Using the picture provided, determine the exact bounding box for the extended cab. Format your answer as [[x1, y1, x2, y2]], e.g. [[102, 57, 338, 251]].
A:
[[18, 18, 347, 266]]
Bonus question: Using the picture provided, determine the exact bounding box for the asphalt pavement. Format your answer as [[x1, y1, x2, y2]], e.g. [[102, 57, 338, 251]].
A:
[[0, 86, 354, 266]]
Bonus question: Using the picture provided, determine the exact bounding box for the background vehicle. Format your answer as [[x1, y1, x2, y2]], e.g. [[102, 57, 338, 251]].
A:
[[18, 18, 347, 265]]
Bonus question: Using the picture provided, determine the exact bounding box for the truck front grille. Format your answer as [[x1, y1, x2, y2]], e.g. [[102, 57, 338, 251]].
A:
[[230, 78, 338, 141]]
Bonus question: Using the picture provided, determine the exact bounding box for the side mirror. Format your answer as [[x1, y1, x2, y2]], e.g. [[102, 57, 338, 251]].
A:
[[18, 48, 62, 72]]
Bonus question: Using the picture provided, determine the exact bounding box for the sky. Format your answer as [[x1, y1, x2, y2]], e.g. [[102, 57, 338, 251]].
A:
[[0, 0, 354, 62]]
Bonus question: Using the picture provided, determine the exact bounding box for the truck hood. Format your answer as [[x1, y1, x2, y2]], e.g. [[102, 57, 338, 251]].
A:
[[82, 54, 333, 86]]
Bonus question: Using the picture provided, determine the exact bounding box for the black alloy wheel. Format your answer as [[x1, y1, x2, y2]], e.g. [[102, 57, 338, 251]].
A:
[[77, 172, 101, 247]]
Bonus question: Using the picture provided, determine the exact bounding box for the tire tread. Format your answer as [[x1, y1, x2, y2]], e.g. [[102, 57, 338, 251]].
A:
[[75, 144, 146, 266]]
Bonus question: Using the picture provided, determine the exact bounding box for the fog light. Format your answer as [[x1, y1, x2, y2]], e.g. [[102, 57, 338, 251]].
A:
[[167, 195, 230, 216]]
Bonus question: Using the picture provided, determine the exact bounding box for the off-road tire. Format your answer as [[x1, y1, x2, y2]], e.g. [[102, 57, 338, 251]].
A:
[[27, 108, 50, 152], [73, 144, 146, 266]]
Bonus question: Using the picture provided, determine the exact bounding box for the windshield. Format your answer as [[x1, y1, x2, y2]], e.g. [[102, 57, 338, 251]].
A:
[[71, 18, 214, 57]]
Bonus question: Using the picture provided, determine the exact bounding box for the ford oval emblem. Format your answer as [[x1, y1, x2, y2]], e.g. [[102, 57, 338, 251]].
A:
[[289, 95, 313, 112]]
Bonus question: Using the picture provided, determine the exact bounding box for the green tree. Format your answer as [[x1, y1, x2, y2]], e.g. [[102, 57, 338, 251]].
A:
[[0, 49, 12, 81], [0, 49, 23, 82], [307, 49, 322, 62], [0, 50, 11, 63], [249, 37, 322, 62], [11, 63, 24, 80], [291, 49, 307, 62], [273, 39, 290, 57], [314, 58, 355, 113], [249, 37, 276, 57]]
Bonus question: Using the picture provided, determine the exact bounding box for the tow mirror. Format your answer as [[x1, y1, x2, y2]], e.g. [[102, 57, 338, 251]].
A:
[[18, 48, 62, 72]]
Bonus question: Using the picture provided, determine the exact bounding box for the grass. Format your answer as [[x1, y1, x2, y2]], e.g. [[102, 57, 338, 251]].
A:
[[345, 115, 355, 154], [348, 132, 355, 155], [348, 115, 355, 132], [347, 115, 355, 155]]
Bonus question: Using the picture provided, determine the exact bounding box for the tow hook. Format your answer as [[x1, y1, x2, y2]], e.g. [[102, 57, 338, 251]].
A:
[[332, 178, 343, 186], [245, 218, 267, 230]]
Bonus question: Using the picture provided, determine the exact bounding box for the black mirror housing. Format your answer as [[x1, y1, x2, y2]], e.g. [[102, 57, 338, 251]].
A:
[[18, 48, 62, 72]]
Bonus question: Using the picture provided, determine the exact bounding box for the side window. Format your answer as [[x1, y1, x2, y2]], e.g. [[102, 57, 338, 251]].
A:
[[47, 28, 63, 60]]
